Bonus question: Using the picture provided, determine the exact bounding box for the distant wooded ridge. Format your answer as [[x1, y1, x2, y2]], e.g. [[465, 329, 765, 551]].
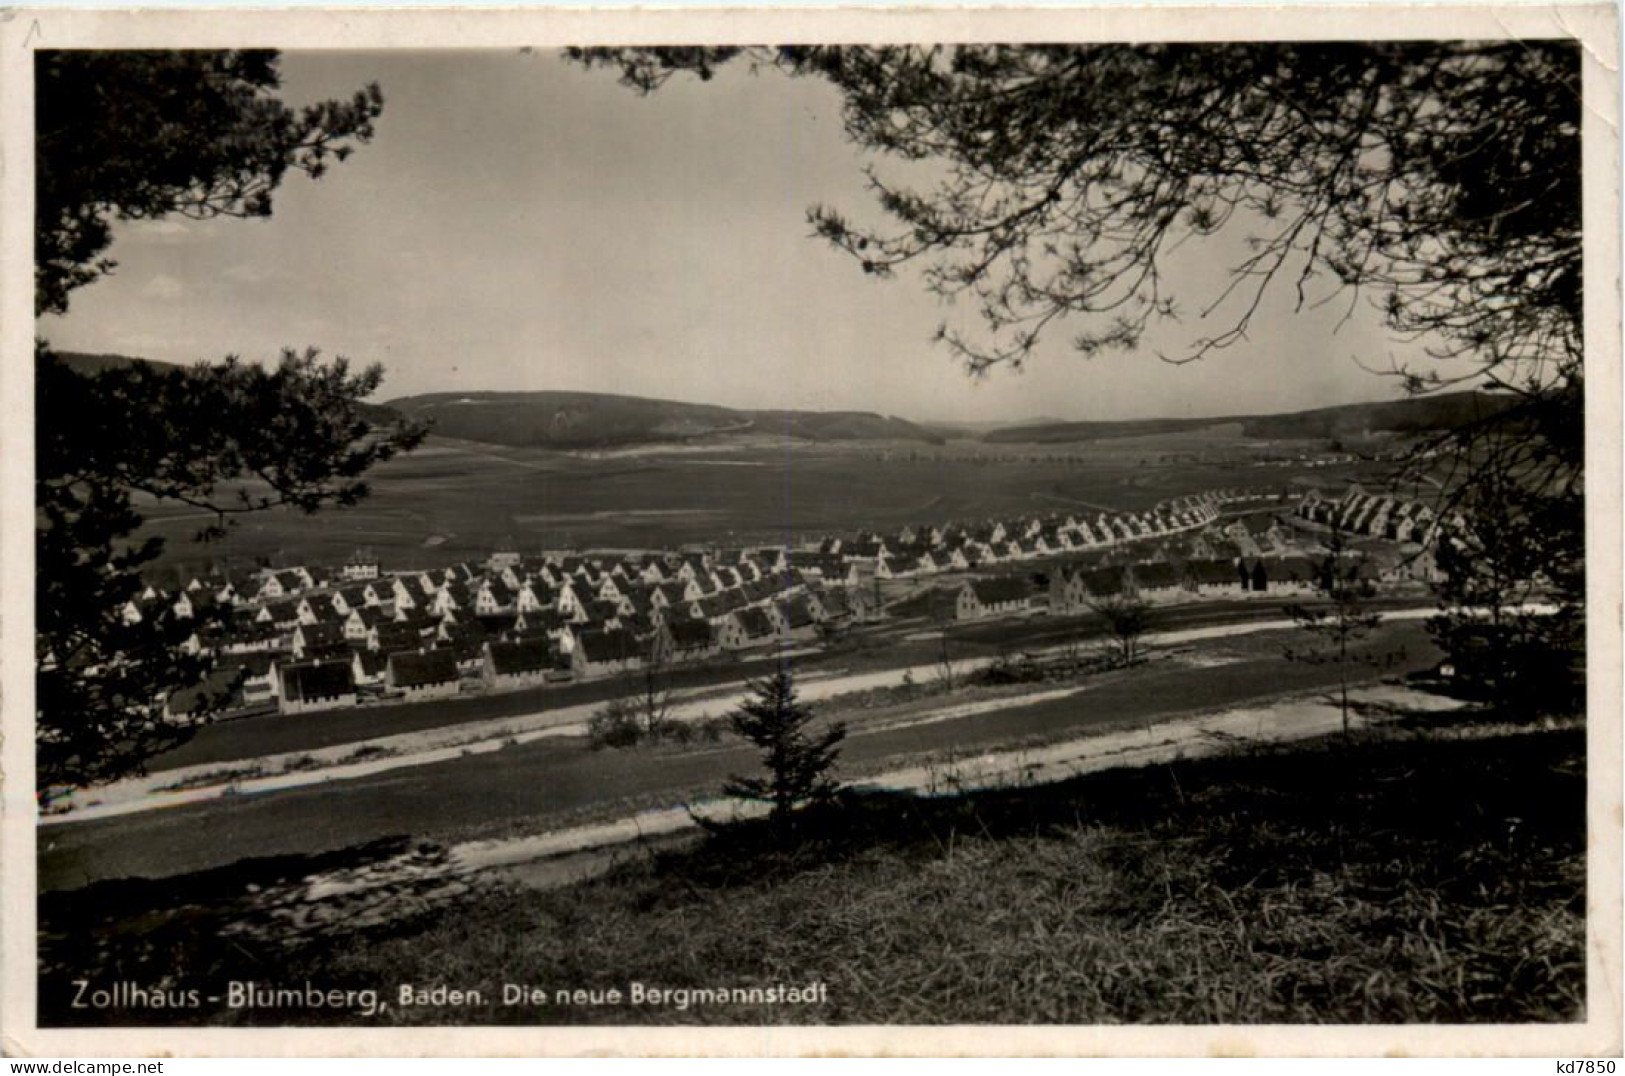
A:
[[53, 352, 1512, 449], [982, 392, 1520, 444], [384, 389, 946, 447]]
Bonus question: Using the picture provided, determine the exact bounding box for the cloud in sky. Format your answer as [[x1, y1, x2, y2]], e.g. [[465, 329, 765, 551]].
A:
[[39, 49, 1437, 423], [220, 263, 275, 285], [139, 274, 186, 300], [120, 219, 200, 243]]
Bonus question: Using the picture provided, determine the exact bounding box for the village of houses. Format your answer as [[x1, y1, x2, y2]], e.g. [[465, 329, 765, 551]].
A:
[[133, 483, 1447, 722]]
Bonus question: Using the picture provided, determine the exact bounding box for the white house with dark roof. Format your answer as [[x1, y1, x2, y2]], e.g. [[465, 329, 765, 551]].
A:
[[571, 628, 645, 680], [278, 660, 357, 715], [386, 648, 461, 701], [484, 638, 554, 690], [351, 649, 389, 689], [954, 578, 1033, 621]]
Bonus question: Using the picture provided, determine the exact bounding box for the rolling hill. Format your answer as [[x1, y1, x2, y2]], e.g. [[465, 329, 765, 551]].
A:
[[381, 390, 947, 449], [981, 391, 1517, 444], [52, 351, 1507, 451]]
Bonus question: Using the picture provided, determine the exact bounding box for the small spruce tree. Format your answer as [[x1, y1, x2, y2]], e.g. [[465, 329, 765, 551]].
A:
[[724, 664, 846, 834]]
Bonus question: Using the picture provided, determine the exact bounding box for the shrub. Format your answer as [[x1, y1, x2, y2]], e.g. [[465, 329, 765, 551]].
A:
[[587, 697, 644, 750]]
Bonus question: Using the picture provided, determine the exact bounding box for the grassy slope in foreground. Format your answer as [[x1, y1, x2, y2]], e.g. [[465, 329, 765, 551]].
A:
[[61, 726, 1575, 1027]]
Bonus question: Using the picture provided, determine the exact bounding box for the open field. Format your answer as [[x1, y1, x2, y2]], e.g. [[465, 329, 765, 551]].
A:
[[132, 433, 1403, 576]]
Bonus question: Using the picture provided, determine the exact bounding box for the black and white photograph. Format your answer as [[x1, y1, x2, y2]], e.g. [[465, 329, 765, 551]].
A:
[[2, 6, 1620, 1057]]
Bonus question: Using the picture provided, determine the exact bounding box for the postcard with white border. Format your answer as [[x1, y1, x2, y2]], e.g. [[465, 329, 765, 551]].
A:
[[1, 5, 1620, 1057]]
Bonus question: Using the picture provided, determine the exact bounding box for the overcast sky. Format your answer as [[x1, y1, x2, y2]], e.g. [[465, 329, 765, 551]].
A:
[[40, 49, 1435, 424]]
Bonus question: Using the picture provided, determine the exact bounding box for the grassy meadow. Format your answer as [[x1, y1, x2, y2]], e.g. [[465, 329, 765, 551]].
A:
[[41, 723, 1582, 1026], [135, 431, 1397, 577], [280, 726, 1588, 1026]]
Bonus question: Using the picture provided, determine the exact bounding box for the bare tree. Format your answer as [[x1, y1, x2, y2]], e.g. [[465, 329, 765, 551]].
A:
[[1284, 526, 1385, 738], [637, 646, 676, 739], [1089, 591, 1153, 666], [935, 632, 956, 691]]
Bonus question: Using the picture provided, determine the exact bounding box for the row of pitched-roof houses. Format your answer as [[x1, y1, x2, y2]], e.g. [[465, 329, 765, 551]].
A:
[[135, 487, 1310, 718], [939, 556, 1319, 622], [1295, 486, 1448, 543], [796, 494, 1231, 581], [945, 549, 1408, 622], [137, 487, 1278, 640], [143, 546, 885, 719]]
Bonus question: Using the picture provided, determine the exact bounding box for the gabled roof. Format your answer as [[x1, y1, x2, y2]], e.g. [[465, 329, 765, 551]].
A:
[[668, 619, 715, 648], [822, 592, 857, 622], [487, 638, 552, 675], [303, 597, 344, 623], [395, 609, 439, 631], [473, 613, 516, 636], [1187, 559, 1244, 585], [576, 628, 643, 664], [967, 577, 1031, 605], [787, 551, 844, 574], [735, 607, 776, 638], [280, 660, 355, 702], [297, 621, 346, 647], [223, 622, 280, 644], [526, 608, 570, 632], [181, 588, 221, 610], [353, 649, 390, 676], [219, 651, 277, 677], [348, 605, 387, 627], [620, 612, 656, 638], [388, 648, 460, 687], [1081, 565, 1131, 597], [374, 621, 424, 651], [582, 598, 623, 621], [660, 602, 700, 623], [778, 595, 817, 629], [1136, 562, 1183, 588]]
